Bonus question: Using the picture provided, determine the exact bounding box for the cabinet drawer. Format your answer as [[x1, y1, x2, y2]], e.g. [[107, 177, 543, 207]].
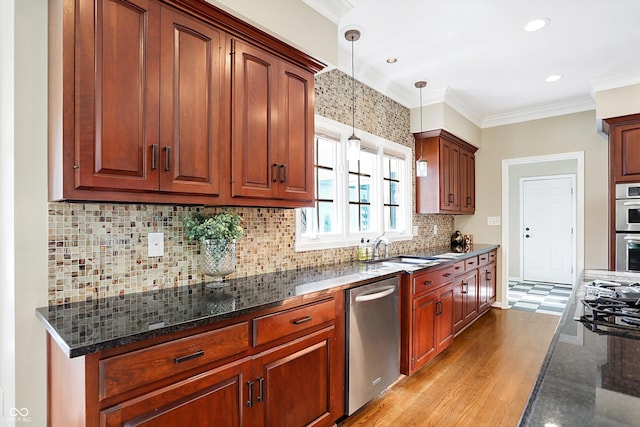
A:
[[99, 322, 249, 400], [253, 298, 335, 347], [452, 260, 465, 275], [464, 256, 479, 271], [478, 253, 490, 267], [412, 266, 455, 296], [489, 250, 497, 263]]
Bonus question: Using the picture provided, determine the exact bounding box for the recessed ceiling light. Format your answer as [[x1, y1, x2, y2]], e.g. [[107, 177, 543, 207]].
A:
[[386, 57, 398, 64], [545, 74, 563, 82], [525, 17, 550, 32]]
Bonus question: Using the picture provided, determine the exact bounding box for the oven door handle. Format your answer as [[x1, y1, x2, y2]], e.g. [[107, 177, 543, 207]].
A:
[[623, 236, 640, 243], [354, 286, 395, 302], [622, 201, 640, 206]]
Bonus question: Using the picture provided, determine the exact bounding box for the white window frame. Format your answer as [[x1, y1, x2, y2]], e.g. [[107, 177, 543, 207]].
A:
[[295, 115, 413, 252]]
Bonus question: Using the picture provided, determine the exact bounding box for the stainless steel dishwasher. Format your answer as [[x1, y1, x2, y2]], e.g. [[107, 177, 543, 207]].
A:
[[345, 276, 400, 415]]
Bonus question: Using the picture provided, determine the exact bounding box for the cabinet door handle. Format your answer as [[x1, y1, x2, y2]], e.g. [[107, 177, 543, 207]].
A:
[[461, 282, 467, 294], [247, 380, 254, 407], [272, 163, 278, 182], [257, 377, 264, 403], [436, 301, 442, 315], [467, 196, 471, 206], [487, 271, 492, 280], [280, 164, 286, 183], [173, 350, 204, 364], [164, 146, 171, 171], [292, 316, 312, 325], [151, 144, 158, 170], [449, 193, 454, 203]]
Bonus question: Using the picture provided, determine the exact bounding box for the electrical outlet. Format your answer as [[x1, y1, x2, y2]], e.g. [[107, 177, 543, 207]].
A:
[[148, 232, 164, 257], [433, 224, 438, 235], [412, 226, 419, 236]]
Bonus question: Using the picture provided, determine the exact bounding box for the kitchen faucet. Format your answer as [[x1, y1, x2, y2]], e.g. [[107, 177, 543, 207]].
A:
[[373, 233, 390, 259]]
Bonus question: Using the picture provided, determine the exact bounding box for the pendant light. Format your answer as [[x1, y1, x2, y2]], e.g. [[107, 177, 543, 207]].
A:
[[415, 81, 428, 177], [345, 29, 361, 160]]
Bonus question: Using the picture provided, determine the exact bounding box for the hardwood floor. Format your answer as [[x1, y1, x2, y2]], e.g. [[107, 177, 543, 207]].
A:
[[339, 308, 559, 427]]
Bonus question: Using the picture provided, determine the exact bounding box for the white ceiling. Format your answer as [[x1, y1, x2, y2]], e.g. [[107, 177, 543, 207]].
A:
[[305, 0, 640, 127]]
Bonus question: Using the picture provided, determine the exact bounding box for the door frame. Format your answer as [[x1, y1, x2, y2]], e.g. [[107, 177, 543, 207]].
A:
[[500, 152, 584, 309], [519, 174, 577, 285]]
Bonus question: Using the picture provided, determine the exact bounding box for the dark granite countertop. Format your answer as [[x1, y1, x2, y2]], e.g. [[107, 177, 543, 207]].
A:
[[36, 244, 499, 358], [519, 270, 640, 427]]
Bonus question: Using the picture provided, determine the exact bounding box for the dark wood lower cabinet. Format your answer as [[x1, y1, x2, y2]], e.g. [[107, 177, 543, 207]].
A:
[[255, 329, 334, 427], [47, 295, 343, 427], [401, 266, 455, 375], [100, 358, 251, 427]]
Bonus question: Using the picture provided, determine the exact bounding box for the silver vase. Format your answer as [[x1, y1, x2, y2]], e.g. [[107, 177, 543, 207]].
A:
[[200, 239, 236, 282]]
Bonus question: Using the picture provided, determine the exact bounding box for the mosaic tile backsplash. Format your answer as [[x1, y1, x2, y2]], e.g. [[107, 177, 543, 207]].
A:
[[47, 69, 454, 304]]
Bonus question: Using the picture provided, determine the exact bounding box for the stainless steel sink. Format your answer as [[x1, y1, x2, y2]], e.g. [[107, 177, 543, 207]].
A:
[[365, 255, 441, 269]]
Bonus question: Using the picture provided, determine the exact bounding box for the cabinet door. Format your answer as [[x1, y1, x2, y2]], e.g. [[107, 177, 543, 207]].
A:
[[439, 139, 460, 212], [612, 121, 640, 182], [253, 329, 335, 427], [459, 147, 475, 214], [100, 357, 251, 427], [435, 285, 454, 351], [452, 277, 465, 334], [464, 270, 479, 324], [75, 0, 160, 192], [411, 292, 437, 372], [159, 7, 224, 195], [277, 61, 314, 201], [230, 38, 279, 199]]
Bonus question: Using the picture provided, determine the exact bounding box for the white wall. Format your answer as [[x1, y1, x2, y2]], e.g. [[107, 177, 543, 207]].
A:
[[455, 110, 609, 303], [0, 1, 49, 425]]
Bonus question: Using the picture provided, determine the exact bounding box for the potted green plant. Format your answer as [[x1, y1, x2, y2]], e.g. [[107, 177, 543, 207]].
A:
[[183, 210, 243, 282]]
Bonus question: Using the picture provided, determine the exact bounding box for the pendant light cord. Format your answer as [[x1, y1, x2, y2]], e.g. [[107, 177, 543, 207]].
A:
[[419, 85, 424, 159], [351, 37, 356, 133]]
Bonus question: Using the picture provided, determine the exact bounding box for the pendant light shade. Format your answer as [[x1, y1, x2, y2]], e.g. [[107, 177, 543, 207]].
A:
[[346, 29, 361, 160], [415, 80, 428, 177]]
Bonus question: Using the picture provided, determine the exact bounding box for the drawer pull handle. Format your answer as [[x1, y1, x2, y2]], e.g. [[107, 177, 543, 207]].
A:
[[423, 280, 433, 286], [443, 273, 452, 277], [257, 377, 264, 403], [173, 350, 204, 364], [292, 316, 312, 325], [247, 380, 254, 407]]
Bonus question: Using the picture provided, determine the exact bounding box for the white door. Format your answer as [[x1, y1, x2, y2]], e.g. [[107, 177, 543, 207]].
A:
[[521, 176, 575, 284]]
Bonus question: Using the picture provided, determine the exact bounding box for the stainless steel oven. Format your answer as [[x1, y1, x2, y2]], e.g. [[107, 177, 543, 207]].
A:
[[616, 233, 640, 272], [615, 183, 640, 232]]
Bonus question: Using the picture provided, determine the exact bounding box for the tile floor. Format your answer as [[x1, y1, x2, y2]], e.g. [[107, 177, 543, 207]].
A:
[[508, 281, 572, 316]]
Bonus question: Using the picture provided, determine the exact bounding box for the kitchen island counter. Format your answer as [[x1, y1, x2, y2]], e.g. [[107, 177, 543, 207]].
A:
[[520, 270, 640, 426]]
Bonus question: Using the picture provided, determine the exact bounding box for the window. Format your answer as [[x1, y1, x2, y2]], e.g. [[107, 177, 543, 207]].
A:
[[296, 116, 413, 252]]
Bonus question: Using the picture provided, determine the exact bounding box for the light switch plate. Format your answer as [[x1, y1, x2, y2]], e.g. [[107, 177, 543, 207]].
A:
[[487, 216, 501, 226], [148, 232, 164, 257]]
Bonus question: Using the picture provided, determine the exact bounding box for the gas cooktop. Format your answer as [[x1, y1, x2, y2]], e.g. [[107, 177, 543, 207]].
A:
[[579, 280, 640, 338]]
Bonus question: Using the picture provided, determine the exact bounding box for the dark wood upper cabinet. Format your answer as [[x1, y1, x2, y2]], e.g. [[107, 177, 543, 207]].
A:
[[605, 114, 640, 183], [49, 0, 323, 206], [230, 39, 314, 204], [159, 6, 224, 196], [414, 129, 478, 214]]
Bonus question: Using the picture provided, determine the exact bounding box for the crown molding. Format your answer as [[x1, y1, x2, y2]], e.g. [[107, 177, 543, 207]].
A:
[[589, 71, 640, 97], [302, 0, 353, 24], [481, 97, 595, 128]]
